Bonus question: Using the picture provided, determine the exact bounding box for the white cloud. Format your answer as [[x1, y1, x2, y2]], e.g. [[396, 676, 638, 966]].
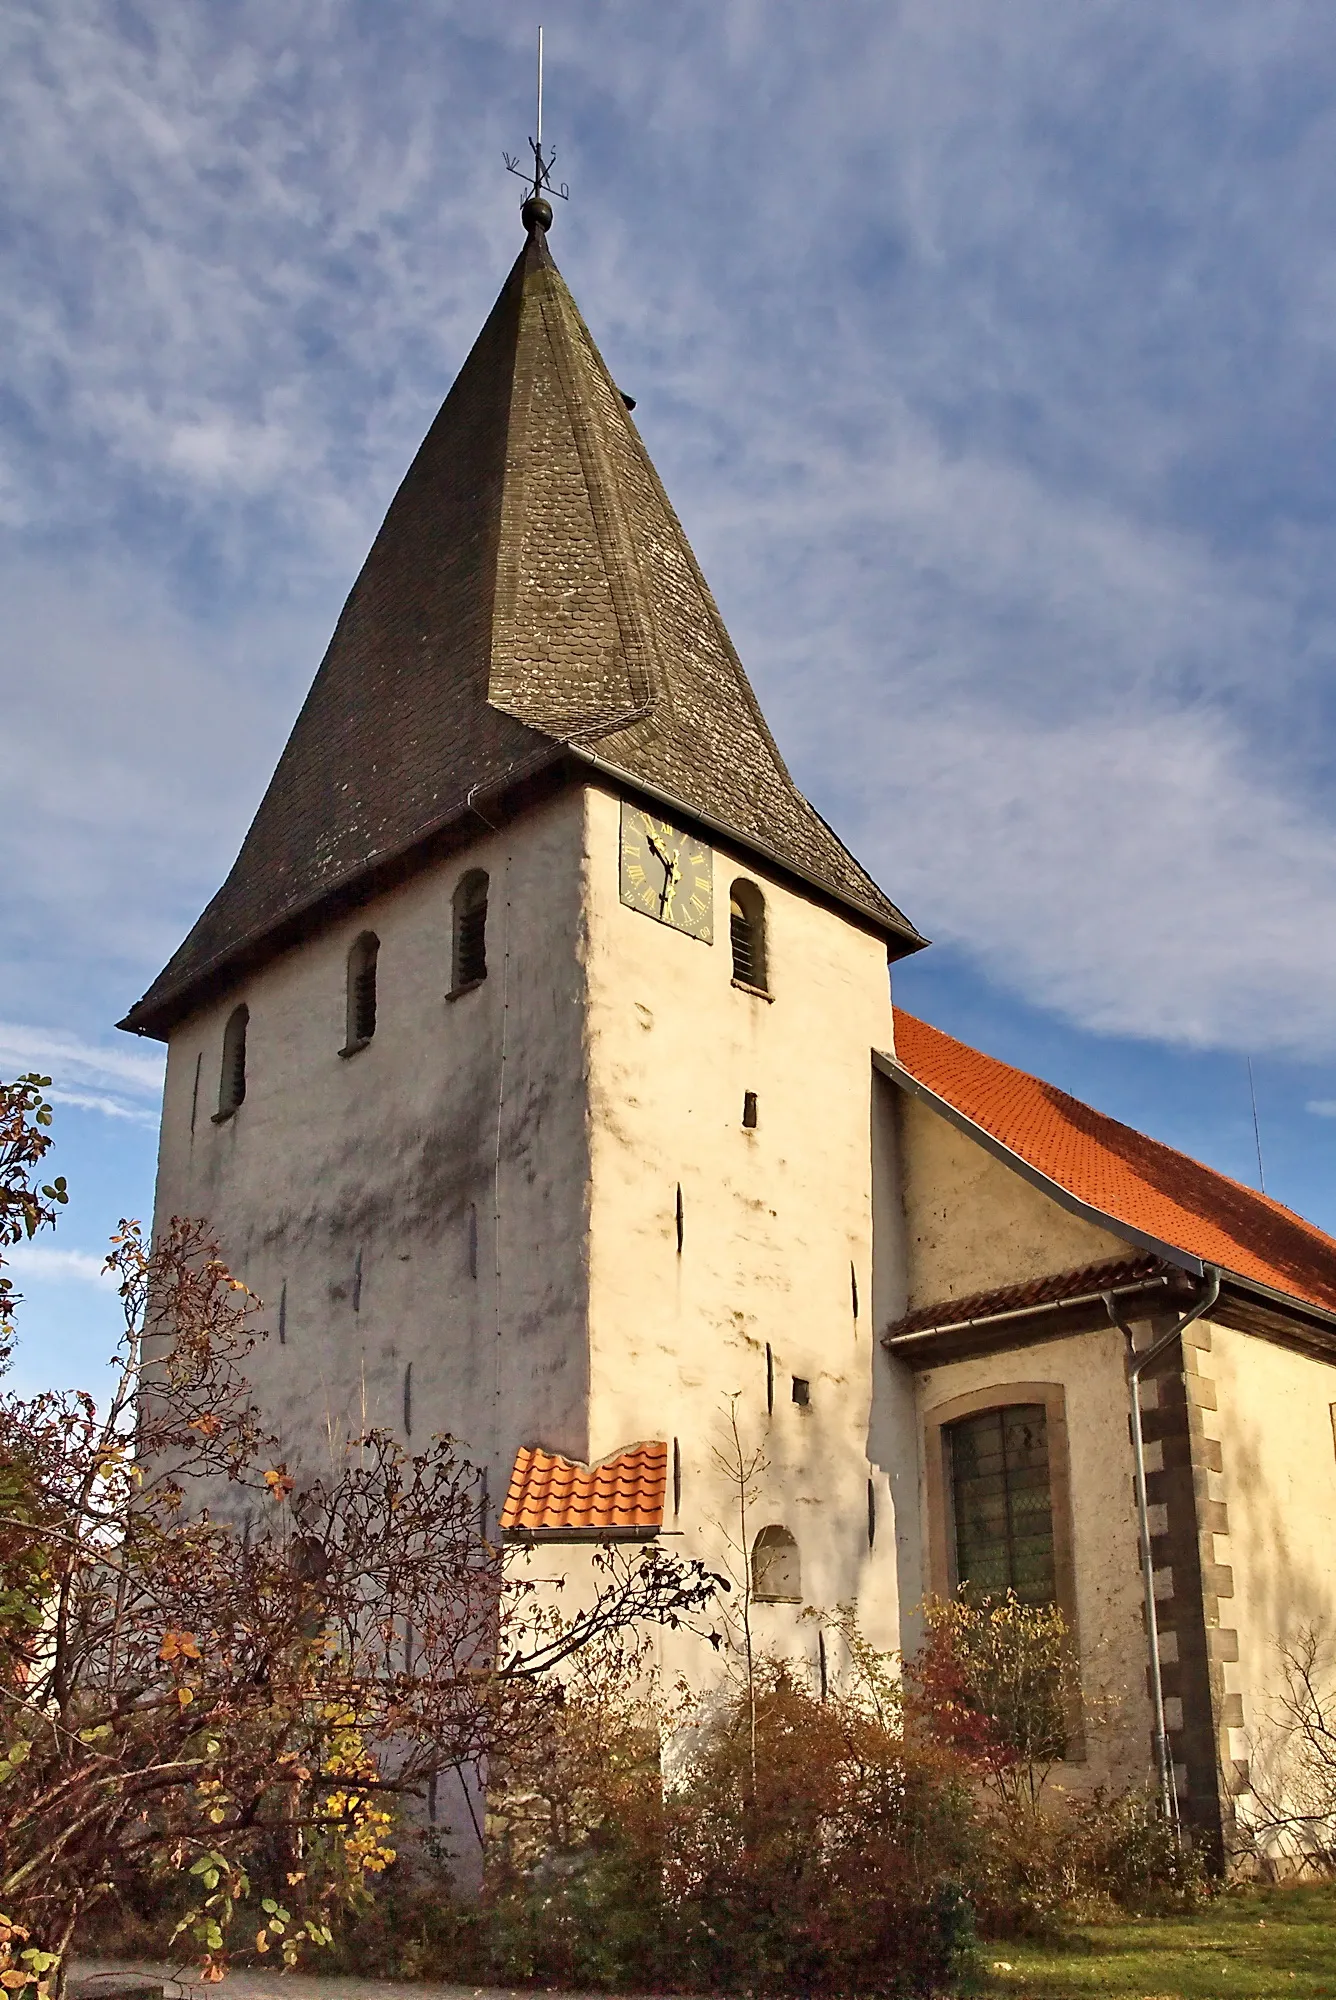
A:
[[2, 1244, 116, 1289], [865, 702, 1336, 1054], [46, 1089, 160, 1127], [1307, 1101, 1336, 1119], [0, 1022, 163, 1098], [4, 0, 1336, 1071]]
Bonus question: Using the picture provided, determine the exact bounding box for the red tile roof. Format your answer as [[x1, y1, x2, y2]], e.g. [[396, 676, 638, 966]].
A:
[[891, 1011, 1336, 1318], [500, 1440, 668, 1539], [886, 1254, 1171, 1341]]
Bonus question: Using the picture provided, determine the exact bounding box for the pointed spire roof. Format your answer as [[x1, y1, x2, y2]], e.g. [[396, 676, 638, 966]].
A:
[[121, 215, 922, 1037]]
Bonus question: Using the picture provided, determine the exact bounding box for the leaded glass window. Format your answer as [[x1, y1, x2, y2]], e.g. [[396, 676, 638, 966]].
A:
[[947, 1403, 1056, 1605]]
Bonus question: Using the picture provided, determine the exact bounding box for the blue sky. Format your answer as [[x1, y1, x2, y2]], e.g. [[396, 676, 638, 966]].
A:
[[3, 0, 1336, 1394]]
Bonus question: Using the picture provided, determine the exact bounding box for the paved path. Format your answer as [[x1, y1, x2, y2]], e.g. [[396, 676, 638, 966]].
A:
[[70, 1963, 621, 2000]]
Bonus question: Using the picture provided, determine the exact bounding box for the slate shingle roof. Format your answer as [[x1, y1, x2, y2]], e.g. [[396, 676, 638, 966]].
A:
[[892, 1011, 1336, 1318], [499, 1439, 667, 1539], [121, 218, 921, 1037]]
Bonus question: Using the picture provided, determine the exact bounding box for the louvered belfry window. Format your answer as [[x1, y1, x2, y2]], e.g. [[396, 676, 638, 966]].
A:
[[730, 879, 767, 990], [453, 870, 489, 990], [217, 1004, 248, 1117], [947, 1404, 1056, 1605], [346, 933, 379, 1048]]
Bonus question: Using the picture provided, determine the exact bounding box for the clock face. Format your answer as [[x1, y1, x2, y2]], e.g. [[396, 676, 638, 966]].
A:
[[619, 803, 714, 942]]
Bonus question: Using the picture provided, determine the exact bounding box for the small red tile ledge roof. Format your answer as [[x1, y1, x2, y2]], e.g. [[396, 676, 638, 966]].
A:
[[888, 1011, 1336, 1320], [500, 1440, 667, 1540]]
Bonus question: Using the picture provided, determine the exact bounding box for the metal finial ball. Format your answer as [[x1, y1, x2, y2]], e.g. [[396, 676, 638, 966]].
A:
[[522, 194, 553, 233]]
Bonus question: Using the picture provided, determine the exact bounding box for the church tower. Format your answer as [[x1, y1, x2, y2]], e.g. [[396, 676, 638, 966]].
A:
[[121, 199, 925, 1669]]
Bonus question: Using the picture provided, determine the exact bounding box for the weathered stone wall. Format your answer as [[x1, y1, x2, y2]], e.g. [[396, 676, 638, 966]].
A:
[[151, 784, 593, 1506]]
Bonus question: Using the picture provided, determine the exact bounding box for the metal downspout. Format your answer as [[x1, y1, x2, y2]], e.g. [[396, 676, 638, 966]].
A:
[[1104, 1268, 1221, 1832]]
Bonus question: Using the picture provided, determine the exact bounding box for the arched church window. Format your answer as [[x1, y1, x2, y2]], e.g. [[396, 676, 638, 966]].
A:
[[751, 1524, 801, 1603], [452, 870, 489, 992], [343, 932, 379, 1053], [214, 1004, 248, 1120], [730, 879, 767, 991], [946, 1403, 1056, 1606]]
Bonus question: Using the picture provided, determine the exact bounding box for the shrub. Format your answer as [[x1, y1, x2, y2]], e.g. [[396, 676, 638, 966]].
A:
[[484, 1654, 981, 1996], [908, 1592, 1081, 1810]]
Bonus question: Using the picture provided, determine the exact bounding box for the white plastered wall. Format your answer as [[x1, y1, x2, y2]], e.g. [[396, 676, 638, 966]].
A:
[[1207, 1323, 1336, 1843], [898, 1093, 1131, 1305], [890, 1087, 1153, 1786], [152, 776, 926, 1702], [150, 784, 593, 1509], [913, 1329, 1155, 1794], [578, 782, 911, 1684]]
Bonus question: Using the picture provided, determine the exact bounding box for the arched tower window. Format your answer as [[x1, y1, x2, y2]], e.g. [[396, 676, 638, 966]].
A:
[[344, 932, 379, 1052], [730, 879, 767, 991], [452, 870, 489, 992], [751, 1524, 800, 1603], [215, 1004, 248, 1120]]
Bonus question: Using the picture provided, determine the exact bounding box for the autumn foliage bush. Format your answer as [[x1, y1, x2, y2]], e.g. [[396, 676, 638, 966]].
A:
[[468, 1647, 979, 1997]]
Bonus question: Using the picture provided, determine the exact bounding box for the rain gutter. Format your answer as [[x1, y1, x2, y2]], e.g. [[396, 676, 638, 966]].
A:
[[883, 1270, 1176, 1353]]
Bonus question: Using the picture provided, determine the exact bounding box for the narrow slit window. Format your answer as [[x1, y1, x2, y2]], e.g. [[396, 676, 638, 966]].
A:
[[467, 1202, 479, 1280], [343, 932, 378, 1051], [189, 1050, 202, 1137], [792, 1375, 810, 1406], [751, 1525, 800, 1603], [851, 1262, 859, 1320], [452, 870, 489, 991], [214, 1004, 248, 1120], [352, 1248, 363, 1315], [278, 1279, 287, 1347], [730, 879, 768, 991], [742, 1090, 758, 1129], [673, 1437, 682, 1517], [403, 1362, 413, 1437], [818, 1628, 829, 1700], [947, 1403, 1057, 1606], [766, 1342, 774, 1413], [675, 1183, 684, 1253], [867, 1476, 876, 1550]]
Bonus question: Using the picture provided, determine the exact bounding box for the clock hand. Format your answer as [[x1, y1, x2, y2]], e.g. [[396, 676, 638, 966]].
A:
[[660, 855, 682, 917]]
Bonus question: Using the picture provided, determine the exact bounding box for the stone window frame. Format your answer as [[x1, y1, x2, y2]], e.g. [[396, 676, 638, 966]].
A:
[[922, 1379, 1084, 1758]]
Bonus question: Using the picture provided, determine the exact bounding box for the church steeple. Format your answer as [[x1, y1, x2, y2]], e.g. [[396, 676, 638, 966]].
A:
[[122, 212, 922, 1037]]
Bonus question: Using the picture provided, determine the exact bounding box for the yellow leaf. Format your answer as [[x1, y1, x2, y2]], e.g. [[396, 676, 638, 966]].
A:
[[176, 1686, 194, 1708]]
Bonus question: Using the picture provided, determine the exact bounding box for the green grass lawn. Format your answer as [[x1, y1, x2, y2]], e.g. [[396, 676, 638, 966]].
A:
[[980, 1884, 1336, 1998]]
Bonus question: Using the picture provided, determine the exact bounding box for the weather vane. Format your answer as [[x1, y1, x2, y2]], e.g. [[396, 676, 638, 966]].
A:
[[503, 26, 569, 219]]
